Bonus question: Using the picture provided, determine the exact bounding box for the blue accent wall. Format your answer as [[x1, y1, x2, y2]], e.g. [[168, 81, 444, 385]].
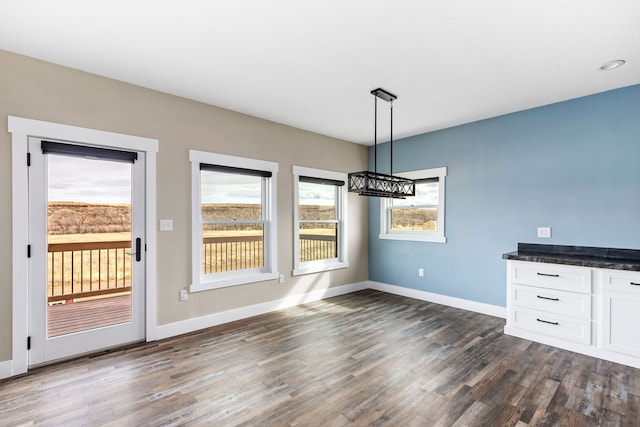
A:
[[368, 85, 640, 307]]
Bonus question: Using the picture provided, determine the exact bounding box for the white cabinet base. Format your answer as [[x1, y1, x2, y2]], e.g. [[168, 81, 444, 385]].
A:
[[506, 260, 640, 370]]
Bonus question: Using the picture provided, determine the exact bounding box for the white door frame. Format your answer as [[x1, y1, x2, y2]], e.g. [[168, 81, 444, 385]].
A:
[[8, 116, 159, 376]]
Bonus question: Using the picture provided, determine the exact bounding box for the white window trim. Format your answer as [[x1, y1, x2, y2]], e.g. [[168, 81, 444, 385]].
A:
[[189, 150, 278, 292], [292, 166, 348, 276], [8, 116, 159, 377], [379, 166, 447, 243]]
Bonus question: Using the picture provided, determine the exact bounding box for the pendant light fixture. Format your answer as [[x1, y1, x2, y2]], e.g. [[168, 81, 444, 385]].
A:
[[348, 88, 415, 199]]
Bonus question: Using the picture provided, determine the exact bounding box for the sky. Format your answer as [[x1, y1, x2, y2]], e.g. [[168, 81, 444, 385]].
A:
[[201, 171, 336, 206], [393, 181, 439, 207], [47, 155, 132, 204], [47, 156, 343, 207], [298, 181, 335, 206]]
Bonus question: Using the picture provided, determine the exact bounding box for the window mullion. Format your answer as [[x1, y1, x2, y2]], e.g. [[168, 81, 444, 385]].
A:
[[202, 219, 265, 224]]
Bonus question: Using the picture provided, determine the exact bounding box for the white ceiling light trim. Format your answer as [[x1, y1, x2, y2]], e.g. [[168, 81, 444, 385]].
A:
[[599, 60, 626, 71]]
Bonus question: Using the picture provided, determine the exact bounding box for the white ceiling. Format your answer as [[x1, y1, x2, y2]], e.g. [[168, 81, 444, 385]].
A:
[[1, 1, 639, 145]]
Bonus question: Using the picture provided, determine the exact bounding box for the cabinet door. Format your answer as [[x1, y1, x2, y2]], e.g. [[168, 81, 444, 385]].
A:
[[602, 290, 640, 358]]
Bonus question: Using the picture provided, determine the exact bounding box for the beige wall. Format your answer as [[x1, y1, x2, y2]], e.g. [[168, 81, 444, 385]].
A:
[[0, 49, 369, 362]]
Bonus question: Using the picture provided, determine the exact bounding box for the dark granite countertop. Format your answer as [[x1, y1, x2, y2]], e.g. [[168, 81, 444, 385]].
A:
[[502, 243, 640, 271]]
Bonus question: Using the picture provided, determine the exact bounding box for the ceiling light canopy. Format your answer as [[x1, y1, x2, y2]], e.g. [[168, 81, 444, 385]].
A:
[[348, 89, 415, 199], [599, 59, 626, 71]]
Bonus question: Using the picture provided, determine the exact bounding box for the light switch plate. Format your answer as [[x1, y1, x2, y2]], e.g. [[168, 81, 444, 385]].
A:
[[537, 227, 551, 238], [160, 219, 173, 231]]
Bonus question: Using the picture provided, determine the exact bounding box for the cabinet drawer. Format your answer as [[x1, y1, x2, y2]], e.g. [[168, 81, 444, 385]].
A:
[[511, 309, 591, 345], [601, 270, 640, 294], [512, 284, 591, 319], [511, 262, 591, 293]]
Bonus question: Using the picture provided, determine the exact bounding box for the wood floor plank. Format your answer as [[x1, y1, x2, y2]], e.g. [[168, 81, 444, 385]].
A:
[[491, 403, 526, 427], [622, 393, 640, 427], [2, 289, 640, 426]]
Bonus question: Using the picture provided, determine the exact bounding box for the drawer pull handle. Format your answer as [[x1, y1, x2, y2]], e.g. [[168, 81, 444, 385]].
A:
[[537, 295, 559, 301], [536, 318, 559, 326], [537, 273, 560, 278], [631, 282, 640, 286]]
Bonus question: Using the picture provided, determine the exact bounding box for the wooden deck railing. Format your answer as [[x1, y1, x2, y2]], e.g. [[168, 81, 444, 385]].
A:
[[202, 235, 264, 274], [47, 240, 132, 303], [202, 233, 338, 274], [47, 234, 339, 301], [299, 234, 337, 262]]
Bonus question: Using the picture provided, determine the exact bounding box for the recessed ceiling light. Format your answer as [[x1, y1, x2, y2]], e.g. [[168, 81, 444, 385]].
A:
[[599, 59, 626, 71]]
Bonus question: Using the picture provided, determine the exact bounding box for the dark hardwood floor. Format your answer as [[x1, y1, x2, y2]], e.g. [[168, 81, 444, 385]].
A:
[[1, 290, 639, 426]]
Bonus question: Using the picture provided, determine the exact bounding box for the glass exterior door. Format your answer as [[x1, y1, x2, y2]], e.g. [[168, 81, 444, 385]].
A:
[[28, 138, 146, 365]]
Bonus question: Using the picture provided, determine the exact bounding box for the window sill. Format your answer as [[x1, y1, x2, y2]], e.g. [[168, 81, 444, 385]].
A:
[[379, 233, 447, 243], [293, 261, 349, 276], [190, 272, 278, 292]]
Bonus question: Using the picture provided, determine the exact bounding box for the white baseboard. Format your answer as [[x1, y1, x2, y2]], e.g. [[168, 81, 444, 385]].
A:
[[367, 281, 506, 319], [155, 281, 369, 340], [155, 280, 505, 342], [0, 359, 13, 380]]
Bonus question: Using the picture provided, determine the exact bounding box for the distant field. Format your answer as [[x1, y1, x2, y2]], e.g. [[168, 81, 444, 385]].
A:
[[48, 201, 131, 235], [48, 202, 341, 235], [46, 202, 338, 297], [391, 208, 438, 231]]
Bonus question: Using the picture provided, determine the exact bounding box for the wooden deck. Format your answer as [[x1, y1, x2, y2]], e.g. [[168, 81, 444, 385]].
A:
[[47, 294, 132, 337]]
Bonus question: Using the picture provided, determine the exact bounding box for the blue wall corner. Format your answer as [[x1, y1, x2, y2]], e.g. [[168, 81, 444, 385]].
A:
[[368, 85, 640, 307]]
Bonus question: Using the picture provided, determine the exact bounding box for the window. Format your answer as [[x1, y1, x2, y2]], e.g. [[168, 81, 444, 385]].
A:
[[190, 150, 278, 291], [293, 166, 348, 275], [379, 167, 447, 243]]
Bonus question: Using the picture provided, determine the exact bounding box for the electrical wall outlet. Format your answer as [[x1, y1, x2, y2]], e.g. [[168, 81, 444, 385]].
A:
[[160, 219, 173, 231], [537, 227, 551, 238], [278, 274, 284, 284], [418, 268, 424, 277], [179, 289, 188, 301]]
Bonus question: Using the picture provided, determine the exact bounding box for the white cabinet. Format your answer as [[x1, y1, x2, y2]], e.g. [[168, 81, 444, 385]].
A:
[[506, 262, 592, 346], [505, 260, 640, 369], [600, 270, 640, 358]]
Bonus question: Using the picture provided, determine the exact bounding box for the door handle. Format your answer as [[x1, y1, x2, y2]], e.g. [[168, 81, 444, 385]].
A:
[[135, 237, 141, 262], [126, 238, 142, 262]]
